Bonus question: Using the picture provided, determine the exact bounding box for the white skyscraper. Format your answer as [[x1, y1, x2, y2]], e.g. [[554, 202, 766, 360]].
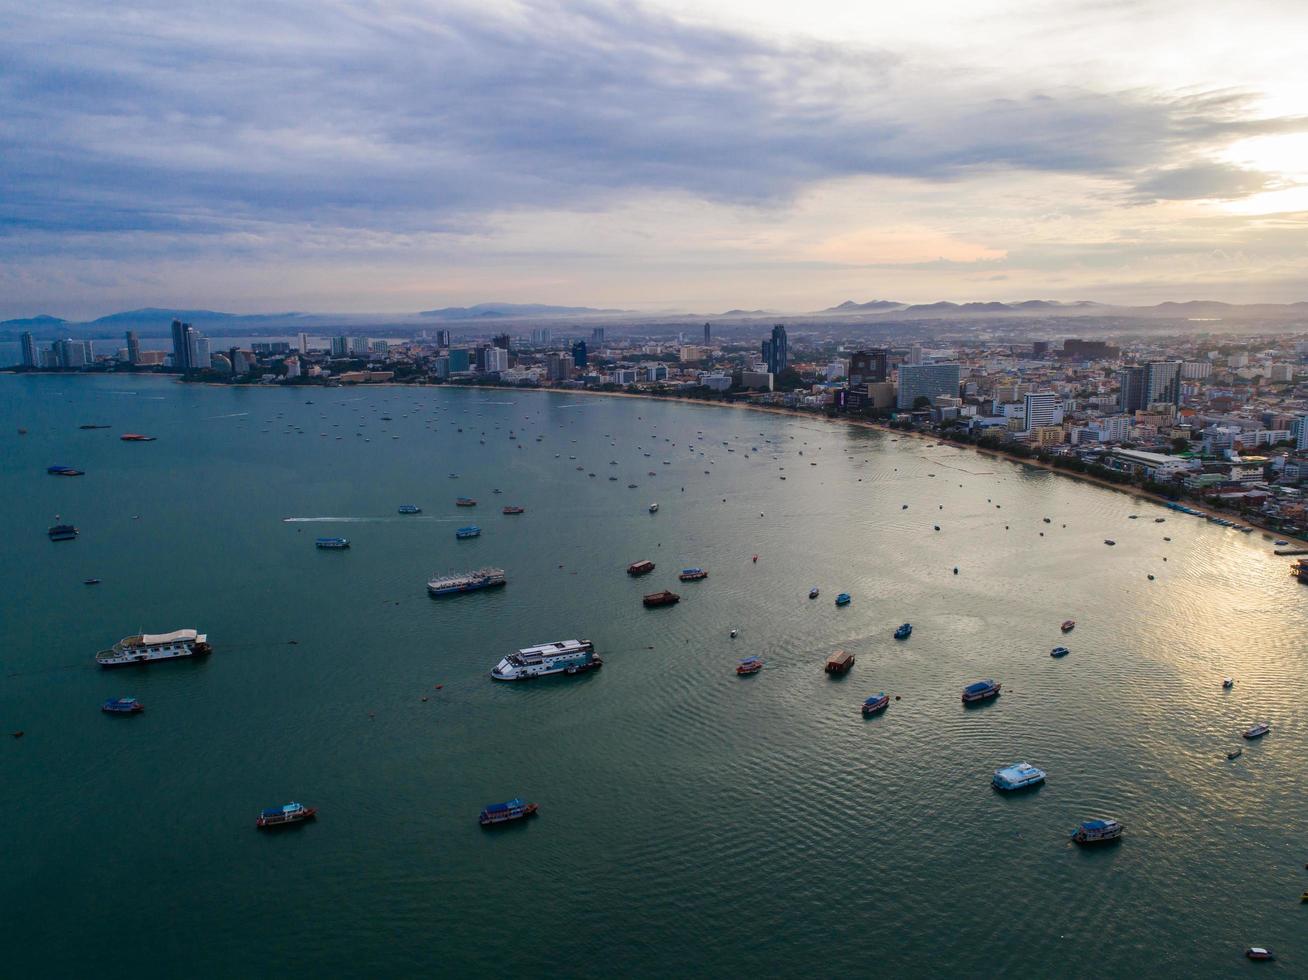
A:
[[1023, 392, 1062, 431]]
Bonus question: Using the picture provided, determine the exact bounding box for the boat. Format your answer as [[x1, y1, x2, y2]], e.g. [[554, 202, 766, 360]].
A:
[[1227, 748, 1243, 760], [256, 802, 317, 828], [479, 798, 538, 826], [1222, 677, 1234, 689], [101, 697, 143, 714], [1242, 722, 1271, 739], [627, 559, 656, 576], [736, 657, 764, 675], [83, 578, 101, 585], [502, 505, 524, 515], [678, 568, 708, 581], [96, 629, 211, 667], [1245, 948, 1275, 961], [455, 497, 477, 507], [1071, 818, 1123, 843], [862, 692, 890, 715], [643, 590, 680, 607], [79, 424, 111, 430], [315, 537, 350, 549], [1104, 539, 1115, 546], [729, 628, 738, 638], [809, 587, 819, 599], [825, 650, 855, 674], [962, 679, 1001, 703], [398, 504, 422, 514], [992, 762, 1046, 791], [1275, 539, 1289, 546], [835, 593, 851, 606], [894, 623, 912, 640], [119, 434, 156, 442], [427, 568, 506, 597], [1050, 646, 1070, 658], [455, 525, 481, 539], [48, 524, 78, 541], [648, 503, 659, 513], [1060, 620, 1075, 632], [490, 639, 601, 680], [1154, 517, 1165, 523], [47, 465, 84, 476]]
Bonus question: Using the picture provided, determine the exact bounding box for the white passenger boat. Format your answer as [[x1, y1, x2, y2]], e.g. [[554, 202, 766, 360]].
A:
[[96, 629, 211, 667], [490, 639, 601, 680]]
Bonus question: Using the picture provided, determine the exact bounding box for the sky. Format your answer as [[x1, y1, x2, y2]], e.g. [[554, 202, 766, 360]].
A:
[[2, 0, 1307, 318]]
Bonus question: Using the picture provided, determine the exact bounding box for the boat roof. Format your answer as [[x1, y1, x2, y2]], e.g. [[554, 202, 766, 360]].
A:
[[483, 797, 524, 812], [261, 802, 304, 816], [739, 656, 762, 664], [964, 680, 996, 693], [996, 762, 1043, 779], [827, 650, 854, 664], [137, 629, 198, 645], [1081, 819, 1117, 830], [864, 693, 887, 702]]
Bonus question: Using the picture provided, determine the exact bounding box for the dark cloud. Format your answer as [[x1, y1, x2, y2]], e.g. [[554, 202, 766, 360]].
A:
[[1133, 161, 1278, 200], [1, 0, 1304, 253]]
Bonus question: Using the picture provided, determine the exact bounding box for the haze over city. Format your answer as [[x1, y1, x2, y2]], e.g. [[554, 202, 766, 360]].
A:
[[4, 0, 1308, 319]]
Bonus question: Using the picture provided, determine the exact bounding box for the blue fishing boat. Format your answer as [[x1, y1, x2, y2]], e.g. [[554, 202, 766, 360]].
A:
[[862, 692, 890, 715], [835, 593, 851, 606], [894, 623, 912, 640], [256, 802, 317, 828], [398, 504, 422, 514], [315, 537, 350, 549], [962, 679, 1001, 703], [479, 798, 538, 826], [101, 697, 143, 714], [456, 525, 481, 539], [1050, 646, 1070, 658]]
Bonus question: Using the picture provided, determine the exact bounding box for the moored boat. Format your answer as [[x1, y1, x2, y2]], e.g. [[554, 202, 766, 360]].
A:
[[315, 536, 350, 549], [808, 587, 819, 599], [479, 798, 538, 826], [1050, 646, 1070, 658], [648, 503, 659, 513], [398, 504, 422, 514], [643, 590, 680, 607], [1071, 818, 1123, 843], [736, 656, 764, 675], [427, 568, 506, 597], [1245, 948, 1275, 961], [120, 434, 156, 442], [962, 679, 1001, 703], [992, 762, 1046, 791], [627, 559, 655, 576], [825, 650, 855, 674], [1242, 722, 1271, 739], [502, 505, 524, 515], [835, 592, 851, 606], [48, 524, 78, 541], [1104, 539, 1116, 546], [862, 692, 890, 715], [894, 623, 912, 640], [455, 525, 481, 539], [1222, 677, 1234, 689], [256, 802, 316, 828], [1227, 748, 1243, 760], [678, 568, 708, 581], [1061, 620, 1075, 632], [101, 697, 143, 714], [491, 639, 600, 680], [96, 629, 211, 667], [47, 465, 84, 476], [455, 497, 477, 507]]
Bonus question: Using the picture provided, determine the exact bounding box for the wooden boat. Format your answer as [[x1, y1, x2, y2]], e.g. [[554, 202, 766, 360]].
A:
[[1060, 620, 1075, 632], [627, 559, 655, 576], [736, 657, 763, 675], [643, 590, 680, 607], [825, 650, 855, 674]]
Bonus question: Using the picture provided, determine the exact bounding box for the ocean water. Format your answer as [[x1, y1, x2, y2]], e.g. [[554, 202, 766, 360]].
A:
[[1, 374, 1305, 978]]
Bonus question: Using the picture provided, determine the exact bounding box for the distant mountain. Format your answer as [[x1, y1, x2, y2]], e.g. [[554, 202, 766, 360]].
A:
[[717, 309, 774, 316], [820, 300, 905, 313], [903, 301, 963, 313], [418, 303, 624, 319], [90, 308, 305, 326], [0, 314, 66, 330]]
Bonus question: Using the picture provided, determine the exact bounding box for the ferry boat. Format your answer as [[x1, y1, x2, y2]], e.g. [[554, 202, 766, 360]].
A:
[[648, 503, 659, 513], [455, 525, 481, 539], [455, 497, 477, 507], [835, 592, 852, 606], [96, 629, 211, 667], [992, 762, 1046, 791], [316, 537, 350, 549], [643, 590, 680, 607], [627, 559, 656, 576], [962, 679, 1001, 703], [1050, 646, 1070, 658], [48, 524, 78, 541], [427, 568, 506, 597], [502, 505, 524, 515], [894, 623, 912, 640], [1071, 818, 1123, 843], [1060, 620, 1075, 632], [809, 587, 819, 599], [398, 504, 422, 514], [47, 465, 84, 476], [120, 434, 156, 442], [1242, 722, 1271, 739], [490, 639, 601, 680], [256, 802, 317, 828], [678, 568, 708, 581], [479, 798, 538, 826], [101, 697, 143, 714], [862, 692, 890, 715], [736, 656, 764, 675], [825, 650, 855, 674]]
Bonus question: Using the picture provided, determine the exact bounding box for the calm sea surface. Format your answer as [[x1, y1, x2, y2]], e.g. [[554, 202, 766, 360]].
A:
[[2, 374, 1305, 978]]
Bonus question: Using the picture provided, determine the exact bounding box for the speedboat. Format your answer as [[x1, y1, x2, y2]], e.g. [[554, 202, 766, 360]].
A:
[[1242, 722, 1271, 739], [736, 657, 764, 675], [1060, 620, 1075, 632], [729, 628, 738, 638], [1071, 818, 1123, 843], [835, 593, 851, 606], [862, 693, 890, 715], [1222, 677, 1234, 689], [1104, 539, 1115, 546], [649, 503, 659, 513], [962, 679, 1001, 703], [809, 587, 820, 599], [101, 697, 143, 714], [455, 526, 481, 539], [1245, 948, 1275, 961], [992, 762, 1046, 791], [315, 537, 350, 549], [1050, 646, 1070, 658], [894, 623, 912, 640]]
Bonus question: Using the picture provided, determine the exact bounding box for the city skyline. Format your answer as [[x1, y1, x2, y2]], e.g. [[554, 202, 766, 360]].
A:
[[4, 1, 1308, 318]]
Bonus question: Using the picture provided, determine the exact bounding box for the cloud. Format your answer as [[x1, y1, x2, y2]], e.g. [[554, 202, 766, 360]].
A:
[[1133, 161, 1278, 200]]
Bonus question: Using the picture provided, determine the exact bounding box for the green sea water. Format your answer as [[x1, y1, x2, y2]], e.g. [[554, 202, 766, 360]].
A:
[[2, 374, 1305, 978]]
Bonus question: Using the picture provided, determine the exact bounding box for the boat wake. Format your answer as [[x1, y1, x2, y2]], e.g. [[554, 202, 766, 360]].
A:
[[283, 516, 452, 523], [204, 412, 250, 419]]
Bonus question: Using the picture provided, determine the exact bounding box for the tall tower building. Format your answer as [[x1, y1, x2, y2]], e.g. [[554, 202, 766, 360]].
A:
[[125, 331, 141, 365], [1117, 366, 1148, 413], [1023, 392, 1061, 431], [572, 340, 588, 369], [703, 322, 711, 345], [20, 331, 38, 367], [848, 349, 889, 385], [591, 327, 605, 346], [170, 319, 193, 371], [762, 324, 788, 375]]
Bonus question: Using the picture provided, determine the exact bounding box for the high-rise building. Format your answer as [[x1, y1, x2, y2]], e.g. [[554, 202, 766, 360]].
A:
[[907, 343, 923, 366], [331, 336, 349, 357], [297, 332, 310, 354], [1293, 416, 1308, 451], [55, 338, 89, 368], [448, 348, 472, 372], [590, 327, 605, 346], [20, 331, 37, 367], [484, 347, 509, 373], [1144, 361, 1183, 407], [435, 329, 451, 348], [171, 319, 194, 371], [761, 324, 788, 375], [190, 335, 210, 371], [545, 351, 572, 381], [125, 331, 141, 365], [703, 322, 711, 345], [492, 333, 512, 351], [1023, 392, 1061, 431], [848, 349, 889, 385], [531, 327, 552, 346], [1062, 339, 1119, 361], [572, 340, 588, 369], [896, 363, 962, 409]]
